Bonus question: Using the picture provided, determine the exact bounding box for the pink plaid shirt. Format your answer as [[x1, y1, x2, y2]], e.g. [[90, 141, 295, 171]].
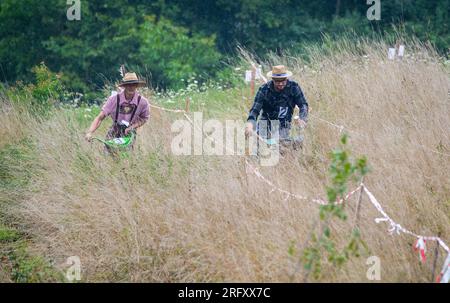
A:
[[102, 91, 150, 125]]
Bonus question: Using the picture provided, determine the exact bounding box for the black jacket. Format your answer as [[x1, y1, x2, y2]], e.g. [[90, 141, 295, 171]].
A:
[[247, 80, 308, 129]]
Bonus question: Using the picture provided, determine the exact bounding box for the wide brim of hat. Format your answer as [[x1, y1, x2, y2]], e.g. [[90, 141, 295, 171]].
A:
[[266, 71, 293, 79], [118, 80, 147, 87]]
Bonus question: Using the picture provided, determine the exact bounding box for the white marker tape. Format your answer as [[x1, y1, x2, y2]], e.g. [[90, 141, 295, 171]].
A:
[[255, 67, 262, 80], [398, 45, 405, 57], [437, 254, 450, 283], [245, 70, 252, 83], [414, 237, 427, 263], [388, 48, 396, 60]]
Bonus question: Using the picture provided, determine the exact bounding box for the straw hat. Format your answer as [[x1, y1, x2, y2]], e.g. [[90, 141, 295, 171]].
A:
[[118, 72, 146, 87], [266, 65, 293, 79]]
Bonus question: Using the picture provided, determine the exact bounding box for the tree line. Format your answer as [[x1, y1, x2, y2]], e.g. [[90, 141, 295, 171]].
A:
[[0, 0, 448, 97]]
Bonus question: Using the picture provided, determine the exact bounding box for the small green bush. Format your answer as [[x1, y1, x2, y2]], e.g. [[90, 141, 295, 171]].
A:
[[300, 134, 370, 281]]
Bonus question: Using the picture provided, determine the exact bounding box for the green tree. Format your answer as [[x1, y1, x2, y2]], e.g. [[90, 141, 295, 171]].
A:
[[0, 0, 448, 95], [136, 16, 222, 89], [0, 0, 64, 82]]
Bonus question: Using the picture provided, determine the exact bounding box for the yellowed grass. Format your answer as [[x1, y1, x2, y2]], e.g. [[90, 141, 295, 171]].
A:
[[1, 38, 449, 282]]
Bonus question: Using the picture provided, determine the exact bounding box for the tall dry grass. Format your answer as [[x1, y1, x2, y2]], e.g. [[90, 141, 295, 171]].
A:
[[1, 38, 449, 282]]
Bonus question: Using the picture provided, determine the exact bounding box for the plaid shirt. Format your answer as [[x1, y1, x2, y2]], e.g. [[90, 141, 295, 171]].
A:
[[247, 80, 308, 129]]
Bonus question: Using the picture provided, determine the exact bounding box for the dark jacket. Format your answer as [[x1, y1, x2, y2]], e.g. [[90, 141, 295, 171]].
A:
[[247, 80, 308, 129]]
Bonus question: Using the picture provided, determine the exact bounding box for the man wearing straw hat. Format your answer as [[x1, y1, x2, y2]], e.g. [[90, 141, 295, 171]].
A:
[[85, 72, 150, 145], [245, 65, 308, 141]]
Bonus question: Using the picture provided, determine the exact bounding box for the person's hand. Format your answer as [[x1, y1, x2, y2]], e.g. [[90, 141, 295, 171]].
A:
[[297, 119, 307, 128], [85, 132, 93, 142], [244, 122, 254, 138], [294, 116, 307, 128], [124, 126, 135, 135]]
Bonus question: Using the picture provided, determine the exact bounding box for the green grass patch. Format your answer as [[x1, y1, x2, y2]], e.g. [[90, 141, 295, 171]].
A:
[[0, 225, 20, 243], [4, 242, 64, 283], [0, 139, 37, 194]]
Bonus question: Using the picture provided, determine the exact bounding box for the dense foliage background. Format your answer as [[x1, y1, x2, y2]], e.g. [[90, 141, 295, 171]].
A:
[[0, 0, 448, 96]]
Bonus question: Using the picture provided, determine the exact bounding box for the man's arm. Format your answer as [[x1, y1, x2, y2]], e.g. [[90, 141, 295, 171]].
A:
[[245, 87, 265, 136], [85, 111, 107, 141], [293, 84, 308, 124]]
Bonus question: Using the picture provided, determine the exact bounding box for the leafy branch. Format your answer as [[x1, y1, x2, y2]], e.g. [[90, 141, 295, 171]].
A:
[[300, 134, 369, 281]]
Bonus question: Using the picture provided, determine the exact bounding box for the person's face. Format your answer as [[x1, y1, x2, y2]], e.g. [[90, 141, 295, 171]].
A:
[[273, 78, 287, 91], [124, 84, 138, 94]]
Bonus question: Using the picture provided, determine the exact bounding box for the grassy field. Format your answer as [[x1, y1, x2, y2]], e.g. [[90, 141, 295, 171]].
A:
[[0, 38, 449, 282]]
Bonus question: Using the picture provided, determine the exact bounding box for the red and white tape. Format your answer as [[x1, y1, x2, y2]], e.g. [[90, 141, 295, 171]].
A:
[[414, 237, 427, 263], [364, 185, 449, 262], [437, 254, 450, 283]]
